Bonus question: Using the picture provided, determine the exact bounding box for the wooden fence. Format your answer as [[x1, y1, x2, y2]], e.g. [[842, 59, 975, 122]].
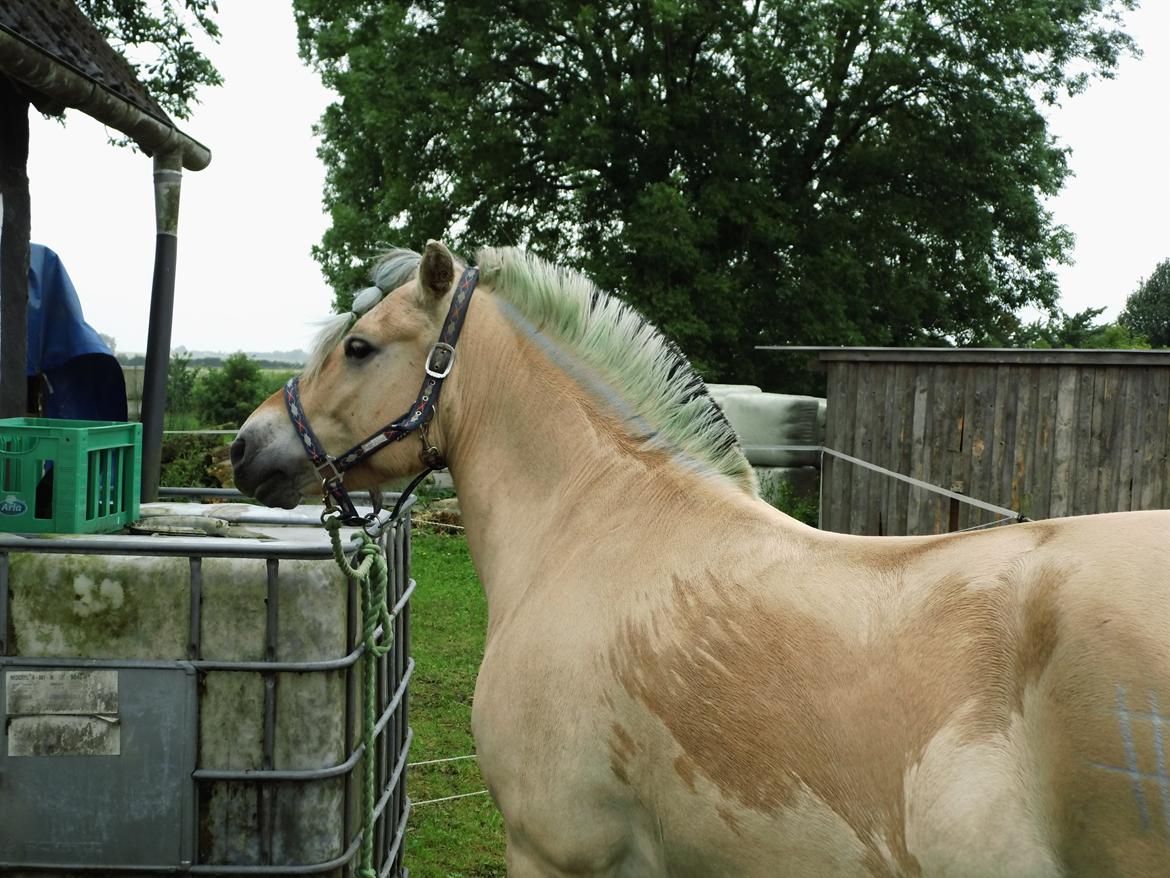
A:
[[795, 348, 1170, 536]]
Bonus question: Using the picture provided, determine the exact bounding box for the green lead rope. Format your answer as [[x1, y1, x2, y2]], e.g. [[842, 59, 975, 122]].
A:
[[325, 516, 395, 878]]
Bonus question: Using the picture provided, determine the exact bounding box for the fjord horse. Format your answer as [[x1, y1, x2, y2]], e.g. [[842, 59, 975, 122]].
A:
[[233, 241, 1170, 876]]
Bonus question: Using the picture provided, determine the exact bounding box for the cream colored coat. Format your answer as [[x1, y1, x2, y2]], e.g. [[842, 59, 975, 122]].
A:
[[233, 243, 1170, 876]]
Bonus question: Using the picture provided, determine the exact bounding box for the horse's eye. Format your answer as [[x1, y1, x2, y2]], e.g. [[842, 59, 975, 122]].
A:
[[344, 337, 374, 361]]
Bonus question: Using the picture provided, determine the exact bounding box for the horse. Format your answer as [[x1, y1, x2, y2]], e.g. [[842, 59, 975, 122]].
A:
[[232, 241, 1170, 877]]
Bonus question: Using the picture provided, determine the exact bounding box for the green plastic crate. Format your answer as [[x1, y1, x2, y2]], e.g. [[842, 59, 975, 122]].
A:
[[0, 418, 141, 534]]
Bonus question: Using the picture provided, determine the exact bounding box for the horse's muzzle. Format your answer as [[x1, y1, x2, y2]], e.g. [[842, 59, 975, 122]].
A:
[[231, 423, 307, 509]]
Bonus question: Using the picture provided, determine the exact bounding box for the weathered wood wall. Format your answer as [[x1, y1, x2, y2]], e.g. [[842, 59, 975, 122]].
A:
[[814, 349, 1170, 535]]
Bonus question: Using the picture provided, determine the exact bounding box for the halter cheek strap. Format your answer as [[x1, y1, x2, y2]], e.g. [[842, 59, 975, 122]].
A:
[[284, 265, 479, 524]]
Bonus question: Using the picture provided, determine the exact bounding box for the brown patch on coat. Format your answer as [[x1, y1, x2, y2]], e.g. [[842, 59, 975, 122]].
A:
[[609, 723, 637, 786], [716, 806, 743, 837], [609, 564, 1067, 873]]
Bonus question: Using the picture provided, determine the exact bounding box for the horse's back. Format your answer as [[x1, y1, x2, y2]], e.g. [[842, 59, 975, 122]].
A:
[[854, 508, 1170, 876]]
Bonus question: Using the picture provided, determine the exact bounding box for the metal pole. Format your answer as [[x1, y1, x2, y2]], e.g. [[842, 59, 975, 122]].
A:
[[140, 150, 183, 501], [0, 80, 30, 418]]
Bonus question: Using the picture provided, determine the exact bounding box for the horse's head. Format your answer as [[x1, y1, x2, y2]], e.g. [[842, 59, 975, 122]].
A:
[[231, 241, 462, 508]]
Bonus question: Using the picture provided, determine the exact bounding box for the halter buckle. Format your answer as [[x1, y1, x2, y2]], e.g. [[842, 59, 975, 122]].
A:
[[425, 342, 456, 379]]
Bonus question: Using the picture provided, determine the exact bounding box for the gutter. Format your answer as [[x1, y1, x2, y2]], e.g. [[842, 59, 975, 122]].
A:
[[0, 28, 210, 171]]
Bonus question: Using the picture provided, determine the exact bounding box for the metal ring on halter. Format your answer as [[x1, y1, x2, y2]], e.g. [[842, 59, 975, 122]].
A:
[[361, 512, 388, 539]]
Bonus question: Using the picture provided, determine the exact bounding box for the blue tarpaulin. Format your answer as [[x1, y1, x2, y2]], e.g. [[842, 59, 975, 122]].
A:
[[27, 244, 127, 421]]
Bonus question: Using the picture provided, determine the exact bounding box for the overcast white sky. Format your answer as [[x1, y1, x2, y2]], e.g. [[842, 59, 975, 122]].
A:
[[26, 1, 1170, 356]]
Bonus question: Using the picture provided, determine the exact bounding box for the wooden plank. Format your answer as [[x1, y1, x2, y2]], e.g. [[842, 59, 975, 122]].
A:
[[932, 364, 961, 533], [906, 367, 931, 534], [881, 363, 902, 534], [1114, 367, 1141, 511], [1128, 366, 1152, 513], [1072, 366, 1100, 517], [868, 364, 892, 535], [1010, 364, 1037, 516], [851, 362, 874, 534], [821, 362, 843, 531], [1094, 367, 1123, 513], [968, 365, 998, 528], [1142, 367, 1170, 510], [892, 362, 916, 535], [1049, 366, 1079, 519], [823, 361, 843, 532], [994, 363, 1019, 517], [1033, 366, 1061, 519], [964, 365, 985, 530], [949, 365, 975, 531], [1161, 370, 1170, 510]]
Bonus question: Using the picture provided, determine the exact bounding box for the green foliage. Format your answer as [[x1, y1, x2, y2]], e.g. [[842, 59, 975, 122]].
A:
[[406, 532, 505, 874], [165, 351, 200, 422], [1000, 307, 1151, 349], [762, 478, 820, 527], [1120, 259, 1170, 347], [192, 353, 268, 428], [78, 0, 222, 121], [159, 433, 228, 488], [293, 0, 1135, 387]]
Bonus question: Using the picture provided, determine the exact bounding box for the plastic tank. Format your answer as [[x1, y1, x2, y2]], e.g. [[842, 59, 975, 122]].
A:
[[0, 499, 413, 877]]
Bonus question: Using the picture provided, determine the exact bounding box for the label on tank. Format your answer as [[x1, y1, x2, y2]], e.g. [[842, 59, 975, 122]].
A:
[[5, 670, 120, 756]]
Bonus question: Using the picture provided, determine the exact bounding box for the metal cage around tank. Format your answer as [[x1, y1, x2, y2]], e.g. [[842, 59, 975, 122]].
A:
[[0, 494, 414, 877]]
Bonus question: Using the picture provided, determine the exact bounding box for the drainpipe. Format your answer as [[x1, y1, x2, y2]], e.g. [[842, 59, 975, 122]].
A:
[[139, 150, 182, 502]]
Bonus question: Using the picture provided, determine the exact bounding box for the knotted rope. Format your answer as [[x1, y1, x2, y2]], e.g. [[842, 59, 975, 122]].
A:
[[325, 516, 395, 878]]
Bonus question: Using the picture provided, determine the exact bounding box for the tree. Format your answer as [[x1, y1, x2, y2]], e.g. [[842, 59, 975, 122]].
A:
[[998, 307, 1149, 349], [1120, 259, 1170, 347], [293, 0, 1135, 386], [79, 0, 222, 121], [193, 352, 266, 427], [166, 350, 199, 416]]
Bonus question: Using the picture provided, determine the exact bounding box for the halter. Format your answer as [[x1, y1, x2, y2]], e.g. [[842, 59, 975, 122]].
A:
[[284, 265, 479, 525]]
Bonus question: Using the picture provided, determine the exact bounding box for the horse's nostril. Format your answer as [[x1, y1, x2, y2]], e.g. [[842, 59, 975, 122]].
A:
[[230, 436, 247, 468]]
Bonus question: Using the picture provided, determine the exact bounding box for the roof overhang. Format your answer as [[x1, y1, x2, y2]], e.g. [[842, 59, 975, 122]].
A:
[[0, 28, 210, 171]]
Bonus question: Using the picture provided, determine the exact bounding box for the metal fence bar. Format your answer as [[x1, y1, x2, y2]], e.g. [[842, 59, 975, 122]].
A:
[[763, 444, 1029, 523]]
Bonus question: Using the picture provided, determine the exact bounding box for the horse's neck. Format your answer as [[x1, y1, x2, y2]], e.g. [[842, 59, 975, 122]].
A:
[[442, 296, 729, 621]]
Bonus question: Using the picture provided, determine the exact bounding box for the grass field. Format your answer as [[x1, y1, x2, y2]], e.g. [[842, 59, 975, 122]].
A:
[[406, 530, 507, 876]]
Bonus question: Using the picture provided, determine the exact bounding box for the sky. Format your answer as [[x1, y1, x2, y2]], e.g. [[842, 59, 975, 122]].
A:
[[25, 1, 1170, 356]]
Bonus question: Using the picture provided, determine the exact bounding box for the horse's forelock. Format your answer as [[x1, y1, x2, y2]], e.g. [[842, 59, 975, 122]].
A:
[[303, 248, 425, 379]]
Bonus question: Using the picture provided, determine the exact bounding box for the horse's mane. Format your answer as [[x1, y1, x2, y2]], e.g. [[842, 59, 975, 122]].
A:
[[305, 246, 758, 496], [479, 247, 757, 496]]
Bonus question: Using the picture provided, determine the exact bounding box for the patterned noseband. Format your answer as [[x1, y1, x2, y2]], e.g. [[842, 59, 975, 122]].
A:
[[284, 265, 479, 524]]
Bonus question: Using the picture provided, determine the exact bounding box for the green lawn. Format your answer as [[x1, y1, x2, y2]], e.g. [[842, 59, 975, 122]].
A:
[[406, 530, 506, 877]]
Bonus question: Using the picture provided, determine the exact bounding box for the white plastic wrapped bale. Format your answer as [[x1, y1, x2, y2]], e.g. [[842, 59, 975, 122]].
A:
[[715, 392, 827, 467], [705, 384, 762, 408]]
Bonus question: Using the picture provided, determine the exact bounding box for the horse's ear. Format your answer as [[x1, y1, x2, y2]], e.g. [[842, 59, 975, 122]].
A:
[[419, 240, 455, 301]]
